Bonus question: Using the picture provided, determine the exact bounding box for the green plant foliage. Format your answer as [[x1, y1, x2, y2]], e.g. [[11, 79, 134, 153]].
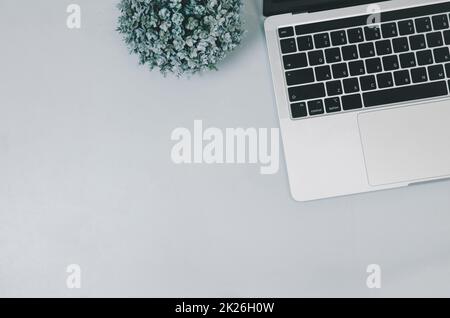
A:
[[117, 0, 244, 76]]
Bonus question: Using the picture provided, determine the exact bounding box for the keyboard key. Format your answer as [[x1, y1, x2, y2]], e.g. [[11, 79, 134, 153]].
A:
[[359, 42, 376, 58], [286, 68, 315, 86], [415, 17, 432, 33], [325, 97, 341, 113], [394, 70, 411, 85], [382, 55, 400, 71], [283, 53, 308, 70], [297, 35, 314, 51], [398, 19, 415, 35], [308, 100, 325, 116], [375, 40, 392, 55], [364, 26, 381, 41], [349, 60, 365, 76], [331, 30, 347, 46], [348, 28, 364, 43], [279, 27, 294, 38], [342, 94, 363, 110], [280, 38, 296, 54], [434, 47, 450, 63], [411, 67, 428, 83], [381, 22, 398, 38], [400, 52, 416, 68], [410, 34, 426, 50], [360, 75, 377, 91], [291, 102, 307, 118], [308, 50, 325, 65], [288, 83, 326, 102], [428, 64, 445, 80], [432, 14, 449, 30], [315, 65, 332, 81], [332, 63, 349, 78], [366, 58, 383, 74], [377, 73, 394, 88], [426, 31, 444, 48], [445, 63, 450, 77], [314, 33, 331, 48], [393, 37, 409, 53], [325, 48, 342, 63], [343, 78, 360, 93], [444, 30, 450, 45], [363, 81, 448, 107], [416, 49, 434, 65], [342, 45, 358, 60], [326, 80, 343, 96]]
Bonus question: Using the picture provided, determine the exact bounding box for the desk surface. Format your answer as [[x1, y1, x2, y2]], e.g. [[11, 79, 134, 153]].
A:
[[1, 0, 450, 297]]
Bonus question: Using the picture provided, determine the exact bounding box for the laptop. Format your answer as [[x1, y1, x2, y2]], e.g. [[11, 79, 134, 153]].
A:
[[264, 0, 450, 201]]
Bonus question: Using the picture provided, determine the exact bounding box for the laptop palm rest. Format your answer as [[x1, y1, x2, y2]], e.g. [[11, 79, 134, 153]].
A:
[[358, 100, 450, 186]]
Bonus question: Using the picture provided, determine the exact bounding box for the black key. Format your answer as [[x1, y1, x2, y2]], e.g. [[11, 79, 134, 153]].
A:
[[416, 50, 434, 65], [332, 63, 349, 78], [432, 14, 449, 30], [360, 75, 377, 91], [393, 37, 409, 53], [381, 22, 398, 38], [400, 52, 416, 68], [428, 64, 445, 80], [363, 81, 448, 107], [377, 73, 394, 88], [415, 17, 432, 33], [279, 27, 294, 38], [325, 97, 341, 113], [434, 47, 450, 63], [410, 34, 426, 50], [283, 53, 308, 70], [286, 68, 315, 86], [289, 83, 326, 102], [366, 58, 382, 74], [297, 35, 314, 51], [349, 60, 365, 76], [342, 94, 363, 110], [315, 65, 332, 81], [427, 32, 444, 48], [343, 78, 360, 93], [383, 55, 400, 71], [347, 28, 364, 43], [411, 67, 428, 83], [444, 30, 450, 45], [280, 38, 296, 54], [445, 63, 450, 77], [314, 33, 331, 48], [342, 45, 358, 60], [308, 100, 325, 116], [394, 70, 411, 85], [331, 30, 347, 46], [326, 80, 343, 96], [325, 48, 342, 63], [308, 50, 325, 66], [364, 26, 381, 41], [375, 40, 392, 55], [398, 19, 415, 35], [291, 102, 307, 118], [358, 42, 376, 58]]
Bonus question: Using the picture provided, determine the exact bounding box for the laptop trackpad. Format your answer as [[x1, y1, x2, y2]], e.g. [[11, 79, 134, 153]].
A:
[[358, 100, 450, 186]]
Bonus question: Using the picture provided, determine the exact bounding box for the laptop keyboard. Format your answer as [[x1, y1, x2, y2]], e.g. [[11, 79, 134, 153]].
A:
[[278, 2, 450, 119]]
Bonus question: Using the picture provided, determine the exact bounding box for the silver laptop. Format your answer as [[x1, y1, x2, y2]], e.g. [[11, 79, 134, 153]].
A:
[[265, 0, 450, 201]]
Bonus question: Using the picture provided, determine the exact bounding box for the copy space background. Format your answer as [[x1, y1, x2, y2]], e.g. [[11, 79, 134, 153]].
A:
[[1, 0, 450, 297]]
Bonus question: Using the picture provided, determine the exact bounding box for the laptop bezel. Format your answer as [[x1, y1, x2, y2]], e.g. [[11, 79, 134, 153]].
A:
[[263, 0, 390, 17]]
